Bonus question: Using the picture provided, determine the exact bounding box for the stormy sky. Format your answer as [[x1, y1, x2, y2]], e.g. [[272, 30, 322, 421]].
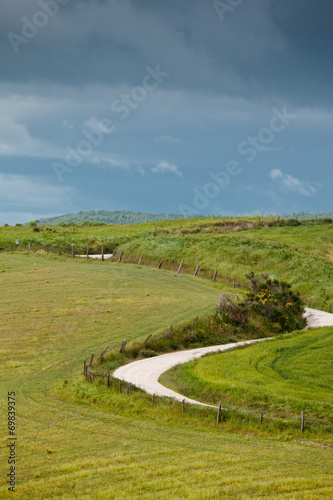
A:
[[0, 0, 332, 224]]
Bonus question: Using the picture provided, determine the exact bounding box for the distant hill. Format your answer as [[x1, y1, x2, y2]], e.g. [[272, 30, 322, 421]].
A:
[[32, 210, 333, 226], [34, 210, 198, 226]]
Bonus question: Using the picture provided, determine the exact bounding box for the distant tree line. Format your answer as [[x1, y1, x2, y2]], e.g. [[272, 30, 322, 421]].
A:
[[32, 210, 199, 226], [15, 209, 333, 227], [279, 211, 333, 220]]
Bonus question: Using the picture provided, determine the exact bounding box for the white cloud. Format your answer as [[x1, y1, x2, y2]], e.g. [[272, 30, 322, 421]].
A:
[[0, 115, 61, 158], [0, 173, 75, 208], [91, 157, 128, 168], [151, 160, 183, 177], [82, 117, 112, 134], [0, 115, 129, 175], [62, 120, 74, 131], [270, 169, 283, 180], [136, 165, 145, 175], [269, 169, 316, 196]]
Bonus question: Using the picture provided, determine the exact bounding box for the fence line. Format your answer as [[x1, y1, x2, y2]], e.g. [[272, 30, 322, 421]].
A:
[[1, 241, 244, 287]]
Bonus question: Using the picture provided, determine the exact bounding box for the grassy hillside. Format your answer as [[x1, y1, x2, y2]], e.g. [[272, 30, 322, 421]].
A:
[[24, 210, 333, 226], [1, 217, 332, 311], [161, 328, 333, 437], [0, 254, 332, 498], [33, 209, 197, 225]]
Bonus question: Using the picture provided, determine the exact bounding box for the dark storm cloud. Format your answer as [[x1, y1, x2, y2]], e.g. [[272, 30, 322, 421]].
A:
[[1, 0, 332, 222], [1, 0, 332, 106]]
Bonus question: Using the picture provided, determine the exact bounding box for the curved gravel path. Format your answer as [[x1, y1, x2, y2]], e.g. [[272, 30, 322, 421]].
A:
[[303, 307, 333, 328], [113, 307, 333, 408]]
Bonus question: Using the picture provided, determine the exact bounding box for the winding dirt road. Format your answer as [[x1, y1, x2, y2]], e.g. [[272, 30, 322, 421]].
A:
[[113, 307, 333, 407]]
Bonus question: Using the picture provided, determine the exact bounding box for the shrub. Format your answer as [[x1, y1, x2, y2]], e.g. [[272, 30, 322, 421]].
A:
[[278, 218, 302, 227], [138, 349, 158, 358], [101, 273, 306, 369], [217, 293, 250, 327], [244, 272, 305, 332]]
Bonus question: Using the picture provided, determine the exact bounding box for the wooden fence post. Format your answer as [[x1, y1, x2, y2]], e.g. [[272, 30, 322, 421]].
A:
[[301, 410, 304, 433], [101, 244, 104, 262], [88, 354, 94, 368], [213, 268, 217, 282], [259, 411, 264, 427], [194, 262, 199, 276], [166, 325, 173, 337], [118, 250, 123, 262], [216, 401, 222, 424], [157, 259, 164, 269], [120, 339, 127, 353], [126, 383, 130, 395], [138, 253, 143, 265], [98, 344, 108, 362], [106, 372, 110, 388], [143, 334, 152, 348], [177, 259, 183, 274]]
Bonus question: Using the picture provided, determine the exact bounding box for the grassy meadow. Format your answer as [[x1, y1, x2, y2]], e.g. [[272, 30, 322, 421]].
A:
[[161, 327, 333, 440], [0, 219, 332, 498], [1, 217, 332, 312]]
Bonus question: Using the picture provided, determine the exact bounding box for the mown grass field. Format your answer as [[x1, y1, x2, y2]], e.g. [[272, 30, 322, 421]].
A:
[[0, 221, 332, 498], [161, 328, 333, 440]]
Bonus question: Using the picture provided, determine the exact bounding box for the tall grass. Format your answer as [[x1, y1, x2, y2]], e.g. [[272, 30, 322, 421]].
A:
[[118, 234, 333, 311]]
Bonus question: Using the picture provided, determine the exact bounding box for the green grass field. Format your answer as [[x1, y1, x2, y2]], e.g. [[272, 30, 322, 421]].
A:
[[0, 222, 333, 498], [161, 328, 333, 439], [1, 218, 332, 312]]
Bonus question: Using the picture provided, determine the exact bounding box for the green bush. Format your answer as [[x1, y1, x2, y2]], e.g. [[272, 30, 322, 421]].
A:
[[217, 293, 250, 327], [138, 349, 158, 358], [243, 272, 305, 332], [126, 274, 304, 361], [278, 219, 302, 227]]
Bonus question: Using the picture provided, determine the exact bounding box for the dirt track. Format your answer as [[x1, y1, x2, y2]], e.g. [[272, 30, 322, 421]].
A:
[[113, 307, 333, 407]]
